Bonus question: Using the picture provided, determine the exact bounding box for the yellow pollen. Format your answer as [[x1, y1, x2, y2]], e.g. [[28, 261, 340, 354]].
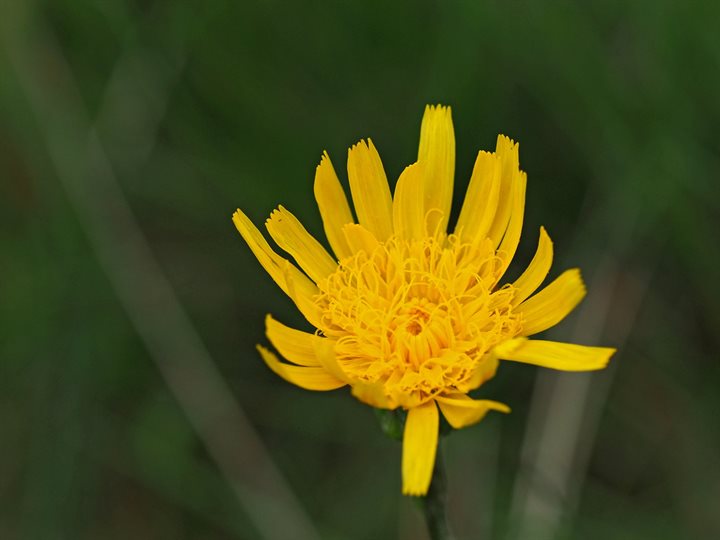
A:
[[315, 233, 523, 409]]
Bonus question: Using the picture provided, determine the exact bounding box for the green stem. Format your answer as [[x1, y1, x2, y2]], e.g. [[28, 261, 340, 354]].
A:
[[421, 443, 452, 540]]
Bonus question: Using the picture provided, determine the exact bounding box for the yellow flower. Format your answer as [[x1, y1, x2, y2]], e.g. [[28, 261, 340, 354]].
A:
[[233, 105, 615, 496]]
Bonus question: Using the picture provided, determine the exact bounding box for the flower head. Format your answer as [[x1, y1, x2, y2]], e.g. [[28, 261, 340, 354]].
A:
[[233, 105, 615, 496]]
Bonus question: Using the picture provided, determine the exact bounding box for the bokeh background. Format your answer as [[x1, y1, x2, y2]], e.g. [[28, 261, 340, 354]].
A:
[[2, 1, 719, 539]]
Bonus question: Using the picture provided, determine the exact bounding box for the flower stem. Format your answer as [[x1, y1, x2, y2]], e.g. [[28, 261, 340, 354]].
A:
[[420, 442, 452, 540]]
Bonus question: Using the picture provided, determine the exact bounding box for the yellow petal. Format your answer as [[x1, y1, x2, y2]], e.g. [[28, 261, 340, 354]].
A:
[[265, 315, 320, 367], [460, 354, 500, 392], [436, 393, 510, 429], [455, 151, 501, 240], [313, 152, 354, 261], [517, 268, 586, 336], [281, 261, 323, 329], [487, 135, 520, 248], [351, 381, 392, 409], [392, 162, 425, 241], [511, 227, 554, 306], [257, 345, 346, 391], [347, 139, 393, 241], [496, 169, 527, 276], [342, 223, 380, 255], [265, 206, 337, 284], [402, 400, 439, 496], [494, 338, 615, 371], [417, 105, 455, 235], [313, 336, 350, 383], [233, 209, 294, 296]]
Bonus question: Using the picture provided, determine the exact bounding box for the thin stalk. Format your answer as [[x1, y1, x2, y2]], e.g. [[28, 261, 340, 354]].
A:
[[420, 443, 453, 540]]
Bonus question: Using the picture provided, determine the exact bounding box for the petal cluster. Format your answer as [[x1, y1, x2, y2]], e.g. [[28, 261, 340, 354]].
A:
[[233, 105, 615, 496]]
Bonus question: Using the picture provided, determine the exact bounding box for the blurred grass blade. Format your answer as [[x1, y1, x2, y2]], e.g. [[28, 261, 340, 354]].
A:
[[1, 6, 319, 540]]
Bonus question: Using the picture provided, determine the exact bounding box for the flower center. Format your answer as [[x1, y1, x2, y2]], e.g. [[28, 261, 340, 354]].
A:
[[314, 233, 522, 408], [406, 317, 424, 336], [400, 301, 430, 335]]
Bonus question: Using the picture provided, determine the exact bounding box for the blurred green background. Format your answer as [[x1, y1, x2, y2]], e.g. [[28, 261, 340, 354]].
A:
[[2, 1, 719, 539]]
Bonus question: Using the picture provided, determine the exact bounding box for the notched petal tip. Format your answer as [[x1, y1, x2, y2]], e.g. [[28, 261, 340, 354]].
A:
[[232, 208, 253, 229], [348, 138, 369, 154], [496, 133, 519, 152], [316, 151, 335, 176], [424, 103, 452, 115], [232, 208, 306, 299]]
